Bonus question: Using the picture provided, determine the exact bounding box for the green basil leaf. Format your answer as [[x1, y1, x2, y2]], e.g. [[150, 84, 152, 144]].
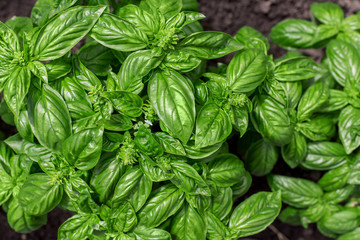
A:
[[91, 153, 126, 203], [195, 103, 231, 148], [318, 164, 350, 191], [226, 49, 267, 93], [28, 61, 48, 83], [208, 153, 245, 187], [78, 41, 115, 77], [177, 31, 242, 59], [279, 207, 302, 226], [32, 6, 106, 61], [211, 187, 233, 221], [30, 0, 79, 26], [299, 202, 327, 227], [34, 84, 72, 152], [170, 203, 206, 240], [112, 165, 152, 212], [139, 154, 174, 182], [184, 141, 224, 160], [302, 142, 348, 170], [74, 57, 102, 90], [149, 70, 195, 144], [251, 95, 293, 146], [102, 91, 143, 118], [163, 50, 202, 73], [14, 109, 34, 142], [155, 132, 186, 156], [5, 16, 33, 39], [62, 127, 103, 170], [135, 125, 164, 157], [117, 49, 163, 94], [132, 227, 171, 240], [117, 4, 159, 37], [297, 80, 329, 121], [0, 20, 20, 52], [5, 133, 51, 163], [235, 26, 269, 52], [281, 132, 307, 168], [245, 139, 278, 176], [299, 116, 335, 141], [342, 14, 360, 31], [327, 39, 360, 87], [339, 106, 360, 154], [138, 184, 185, 228], [270, 19, 317, 49], [206, 211, 230, 240], [103, 114, 133, 132], [268, 174, 323, 208], [58, 213, 99, 240], [90, 13, 148, 51], [310, 2, 344, 25], [232, 171, 252, 199], [230, 106, 248, 137], [319, 89, 349, 112], [229, 191, 281, 238], [7, 198, 47, 234], [323, 185, 355, 204], [58, 76, 90, 103], [46, 58, 72, 81], [4, 67, 31, 115], [338, 227, 360, 240], [318, 209, 359, 235], [139, 0, 182, 20], [170, 161, 210, 196], [18, 173, 63, 216], [274, 56, 318, 81]]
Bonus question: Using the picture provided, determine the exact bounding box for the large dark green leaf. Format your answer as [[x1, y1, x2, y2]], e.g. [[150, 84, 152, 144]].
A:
[[251, 95, 293, 146], [318, 164, 350, 191], [155, 132, 186, 156], [327, 39, 360, 87], [297, 80, 329, 121], [302, 142, 348, 170], [229, 191, 281, 238], [281, 132, 307, 168], [117, 49, 163, 94], [32, 6, 106, 60], [78, 41, 115, 76], [90, 153, 125, 203], [58, 213, 99, 240], [195, 103, 231, 148], [274, 56, 318, 81], [30, 0, 79, 26], [139, 0, 181, 20], [234, 26, 269, 52], [177, 31, 242, 59], [211, 187, 233, 221], [132, 227, 172, 240], [18, 173, 63, 216], [4, 67, 31, 115], [226, 49, 267, 93], [245, 139, 278, 176], [102, 91, 143, 117], [170, 161, 210, 196], [138, 185, 185, 228], [338, 106, 360, 154], [310, 2, 344, 25], [90, 13, 148, 51], [270, 19, 317, 49], [62, 127, 103, 170], [7, 198, 47, 234], [5, 133, 51, 163], [118, 4, 160, 37], [34, 84, 72, 152], [170, 203, 206, 240], [208, 153, 245, 187], [268, 174, 323, 208], [148, 70, 195, 144], [112, 166, 152, 212]]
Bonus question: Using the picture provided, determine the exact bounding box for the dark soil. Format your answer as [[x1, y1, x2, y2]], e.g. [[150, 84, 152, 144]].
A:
[[0, 0, 358, 239]]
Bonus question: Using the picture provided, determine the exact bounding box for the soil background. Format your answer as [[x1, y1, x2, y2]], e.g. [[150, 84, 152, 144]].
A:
[[1, 0, 360, 240]]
